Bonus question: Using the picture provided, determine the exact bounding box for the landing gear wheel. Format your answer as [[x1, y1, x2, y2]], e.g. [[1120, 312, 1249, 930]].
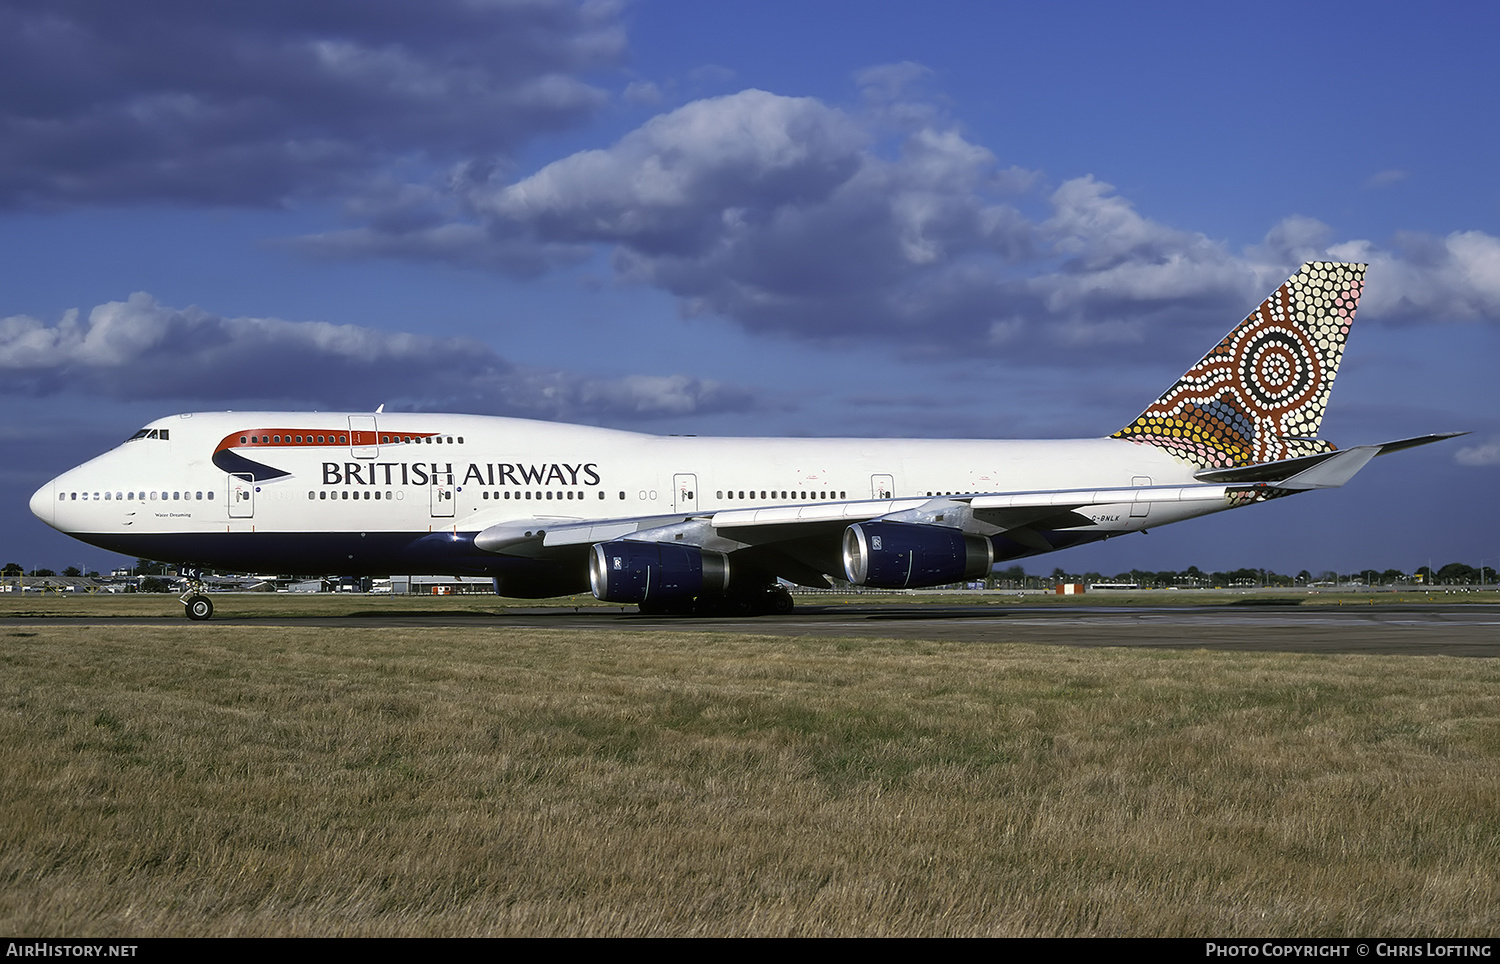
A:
[[767, 587, 794, 615], [185, 594, 213, 621]]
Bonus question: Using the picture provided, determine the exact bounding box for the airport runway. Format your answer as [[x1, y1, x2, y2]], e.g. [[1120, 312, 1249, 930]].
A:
[[9, 603, 1500, 657], [364, 603, 1500, 657]]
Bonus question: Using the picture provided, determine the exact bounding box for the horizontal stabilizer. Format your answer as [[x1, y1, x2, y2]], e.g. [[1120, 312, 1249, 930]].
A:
[[1372, 432, 1468, 456], [1273, 445, 1380, 490], [1194, 449, 1345, 484], [1195, 432, 1465, 488]]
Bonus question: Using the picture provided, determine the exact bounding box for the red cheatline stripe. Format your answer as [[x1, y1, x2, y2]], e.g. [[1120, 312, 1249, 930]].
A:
[[213, 430, 439, 453]]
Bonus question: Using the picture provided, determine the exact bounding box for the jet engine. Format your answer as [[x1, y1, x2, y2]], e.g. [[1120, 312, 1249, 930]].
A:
[[842, 521, 994, 589], [588, 541, 731, 604]]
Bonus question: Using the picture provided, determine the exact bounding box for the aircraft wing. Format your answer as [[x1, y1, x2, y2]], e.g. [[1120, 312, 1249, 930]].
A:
[[473, 500, 930, 557], [472, 432, 1460, 587], [472, 485, 1236, 563], [476, 432, 1432, 557]]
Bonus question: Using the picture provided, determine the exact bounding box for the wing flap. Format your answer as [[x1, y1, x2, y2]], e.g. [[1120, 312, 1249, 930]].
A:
[[476, 519, 654, 553], [709, 498, 928, 528]]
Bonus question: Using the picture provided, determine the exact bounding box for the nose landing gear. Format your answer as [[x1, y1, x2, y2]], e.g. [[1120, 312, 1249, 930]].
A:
[[184, 594, 214, 621], [179, 567, 213, 620]]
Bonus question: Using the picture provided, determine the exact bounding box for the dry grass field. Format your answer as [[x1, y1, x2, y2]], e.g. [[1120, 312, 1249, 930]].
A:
[[2, 620, 1497, 936]]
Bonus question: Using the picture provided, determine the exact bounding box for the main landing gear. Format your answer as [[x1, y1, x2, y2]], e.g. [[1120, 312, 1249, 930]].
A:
[[179, 567, 213, 621]]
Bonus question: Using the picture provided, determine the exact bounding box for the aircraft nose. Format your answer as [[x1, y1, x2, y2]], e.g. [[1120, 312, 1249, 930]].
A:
[[30, 479, 55, 527]]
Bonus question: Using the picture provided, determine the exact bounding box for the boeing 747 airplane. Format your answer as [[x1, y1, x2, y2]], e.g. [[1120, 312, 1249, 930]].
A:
[[30, 263, 1457, 619]]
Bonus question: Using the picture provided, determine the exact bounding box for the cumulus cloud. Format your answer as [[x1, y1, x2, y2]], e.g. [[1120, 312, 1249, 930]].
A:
[[6, 3, 1497, 360], [0, 293, 759, 422], [1024, 176, 1255, 341], [482, 90, 871, 253], [1455, 436, 1500, 467], [287, 78, 1500, 360], [0, 0, 625, 208], [309, 88, 1050, 346], [1329, 230, 1500, 322]]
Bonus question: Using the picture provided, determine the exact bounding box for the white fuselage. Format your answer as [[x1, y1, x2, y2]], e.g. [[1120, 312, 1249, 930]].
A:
[[31, 409, 1235, 598], [32, 410, 1203, 540]]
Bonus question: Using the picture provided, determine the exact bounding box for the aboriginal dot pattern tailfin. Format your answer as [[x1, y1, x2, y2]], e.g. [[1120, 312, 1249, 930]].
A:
[[1112, 261, 1366, 468]]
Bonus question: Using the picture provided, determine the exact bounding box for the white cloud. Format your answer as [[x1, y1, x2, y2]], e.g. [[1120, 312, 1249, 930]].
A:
[[481, 90, 869, 250], [283, 82, 1500, 361], [0, 1, 625, 208], [1034, 177, 1248, 312], [1335, 230, 1500, 322], [1455, 437, 1500, 467], [0, 294, 760, 422]]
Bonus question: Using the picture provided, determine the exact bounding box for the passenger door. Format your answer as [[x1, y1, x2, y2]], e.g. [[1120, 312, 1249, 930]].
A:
[[349, 416, 378, 459], [430, 476, 455, 517], [228, 473, 254, 518], [674, 473, 698, 513]]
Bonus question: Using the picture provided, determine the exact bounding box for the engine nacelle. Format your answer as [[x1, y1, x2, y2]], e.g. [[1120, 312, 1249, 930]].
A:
[[842, 521, 994, 589], [588, 541, 731, 604]]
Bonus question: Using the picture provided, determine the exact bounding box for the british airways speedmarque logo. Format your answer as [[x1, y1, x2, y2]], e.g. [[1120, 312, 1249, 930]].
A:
[[212, 447, 290, 482]]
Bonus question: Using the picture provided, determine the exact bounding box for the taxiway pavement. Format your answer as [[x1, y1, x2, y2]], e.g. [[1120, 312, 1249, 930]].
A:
[[8, 603, 1499, 657]]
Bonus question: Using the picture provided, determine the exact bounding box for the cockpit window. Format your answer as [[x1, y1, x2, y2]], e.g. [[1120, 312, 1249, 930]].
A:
[[125, 428, 169, 442]]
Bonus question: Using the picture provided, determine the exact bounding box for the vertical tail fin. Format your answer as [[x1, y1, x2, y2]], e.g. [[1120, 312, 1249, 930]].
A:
[[1112, 261, 1367, 468]]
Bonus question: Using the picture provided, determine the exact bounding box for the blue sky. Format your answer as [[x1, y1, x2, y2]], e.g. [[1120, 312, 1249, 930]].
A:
[[3, 0, 1497, 577]]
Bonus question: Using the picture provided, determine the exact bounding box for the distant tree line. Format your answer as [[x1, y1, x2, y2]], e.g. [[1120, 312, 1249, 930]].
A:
[[4, 558, 1494, 590], [989, 562, 1495, 589], [3, 562, 99, 578]]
